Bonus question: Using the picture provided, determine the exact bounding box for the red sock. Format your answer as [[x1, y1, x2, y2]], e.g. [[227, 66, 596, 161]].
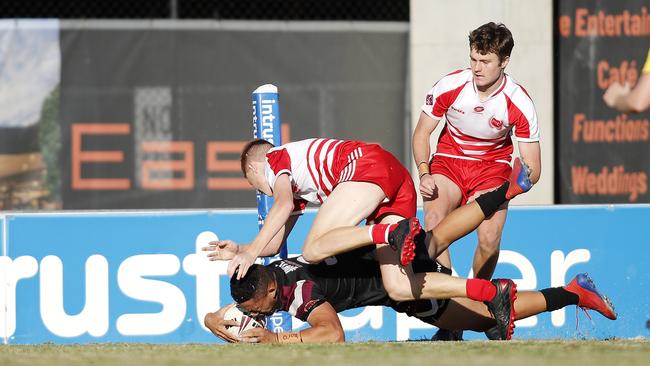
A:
[[466, 279, 497, 302], [368, 224, 397, 244]]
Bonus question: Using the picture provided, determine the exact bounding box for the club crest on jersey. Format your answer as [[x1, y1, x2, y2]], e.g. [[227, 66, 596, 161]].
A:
[[490, 117, 503, 129], [474, 106, 484, 113], [426, 94, 433, 105]]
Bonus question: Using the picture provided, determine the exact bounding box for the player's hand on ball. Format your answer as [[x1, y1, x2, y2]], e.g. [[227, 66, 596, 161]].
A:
[[239, 328, 277, 343], [202, 240, 239, 261], [419, 174, 438, 200], [204, 304, 241, 343], [228, 251, 256, 279]]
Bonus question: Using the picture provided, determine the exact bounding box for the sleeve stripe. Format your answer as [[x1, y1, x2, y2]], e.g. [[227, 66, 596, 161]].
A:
[[505, 94, 538, 139], [274, 168, 291, 177], [432, 82, 468, 118]]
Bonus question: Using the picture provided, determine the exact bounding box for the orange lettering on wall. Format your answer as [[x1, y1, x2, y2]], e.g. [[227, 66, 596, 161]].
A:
[[281, 123, 291, 144], [141, 141, 194, 190], [206, 123, 291, 190], [575, 8, 588, 36], [71, 123, 131, 190], [597, 59, 639, 90], [207, 141, 250, 190], [558, 15, 572, 37]]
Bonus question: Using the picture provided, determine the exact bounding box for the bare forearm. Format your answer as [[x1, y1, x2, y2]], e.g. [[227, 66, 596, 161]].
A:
[[258, 224, 288, 256], [525, 158, 541, 184], [413, 133, 432, 176], [412, 113, 439, 177], [246, 201, 293, 258], [518, 141, 541, 184], [271, 325, 343, 343], [232, 243, 272, 257], [296, 324, 344, 343]]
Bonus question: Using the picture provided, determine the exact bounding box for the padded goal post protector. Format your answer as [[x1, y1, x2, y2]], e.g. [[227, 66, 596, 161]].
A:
[[252, 84, 292, 332]]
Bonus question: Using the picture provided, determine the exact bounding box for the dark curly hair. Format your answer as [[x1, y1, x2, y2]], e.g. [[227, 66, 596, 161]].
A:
[[469, 22, 514, 63], [230, 264, 275, 303]]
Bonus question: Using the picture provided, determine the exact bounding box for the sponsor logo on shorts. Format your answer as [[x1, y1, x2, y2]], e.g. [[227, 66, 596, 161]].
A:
[[474, 106, 484, 113], [490, 117, 503, 129]]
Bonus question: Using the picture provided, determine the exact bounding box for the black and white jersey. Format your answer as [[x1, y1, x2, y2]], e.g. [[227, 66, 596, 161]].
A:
[[267, 247, 450, 322]]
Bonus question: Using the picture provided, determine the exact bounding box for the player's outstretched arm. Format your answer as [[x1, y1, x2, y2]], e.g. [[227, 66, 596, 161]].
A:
[[203, 215, 298, 261], [203, 240, 239, 261], [228, 174, 295, 279], [300, 302, 345, 343], [239, 302, 344, 344], [204, 304, 240, 343]]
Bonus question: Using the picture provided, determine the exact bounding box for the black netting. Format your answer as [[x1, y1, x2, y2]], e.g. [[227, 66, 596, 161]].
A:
[[0, 0, 170, 19], [0, 0, 409, 21], [179, 0, 408, 20]]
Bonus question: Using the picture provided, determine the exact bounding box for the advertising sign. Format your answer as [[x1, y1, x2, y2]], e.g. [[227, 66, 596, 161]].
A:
[[556, 0, 650, 203], [2, 205, 648, 343]]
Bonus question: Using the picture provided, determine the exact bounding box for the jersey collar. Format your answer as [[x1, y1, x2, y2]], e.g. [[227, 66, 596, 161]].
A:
[[473, 73, 508, 100]]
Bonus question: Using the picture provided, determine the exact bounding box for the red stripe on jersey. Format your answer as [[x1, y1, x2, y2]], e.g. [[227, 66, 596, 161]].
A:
[[505, 95, 530, 138], [432, 82, 469, 118], [437, 126, 514, 162], [305, 139, 325, 203], [453, 139, 507, 152], [476, 140, 514, 161], [321, 140, 341, 190], [313, 139, 332, 196], [266, 148, 292, 176], [490, 76, 508, 97], [447, 123, 507, 143]]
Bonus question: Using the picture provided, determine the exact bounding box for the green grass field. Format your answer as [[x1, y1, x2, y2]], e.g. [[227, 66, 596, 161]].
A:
[[1, 340, 649, 366]]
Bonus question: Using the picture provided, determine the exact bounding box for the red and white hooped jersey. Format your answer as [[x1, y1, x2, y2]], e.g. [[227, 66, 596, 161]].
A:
[[421, 68, 540, 164], [264, 138, 365, 213]]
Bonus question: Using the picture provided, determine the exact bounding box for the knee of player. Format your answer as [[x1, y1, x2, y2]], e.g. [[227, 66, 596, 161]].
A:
[[477, 230, 502, 251], [424, 212, 444, 231], [301, 246, 323, 264]]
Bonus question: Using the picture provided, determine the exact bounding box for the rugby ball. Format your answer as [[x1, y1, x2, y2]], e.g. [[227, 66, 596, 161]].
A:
[[223, 306, 266, 337]]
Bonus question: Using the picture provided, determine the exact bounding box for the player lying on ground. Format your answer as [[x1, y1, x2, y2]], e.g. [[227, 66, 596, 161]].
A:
[[204, 248, 616, 343], [206, 162, 538, 340]]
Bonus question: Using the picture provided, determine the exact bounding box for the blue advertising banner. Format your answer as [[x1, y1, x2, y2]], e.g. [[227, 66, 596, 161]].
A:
[[1, 205, 648, 343]]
